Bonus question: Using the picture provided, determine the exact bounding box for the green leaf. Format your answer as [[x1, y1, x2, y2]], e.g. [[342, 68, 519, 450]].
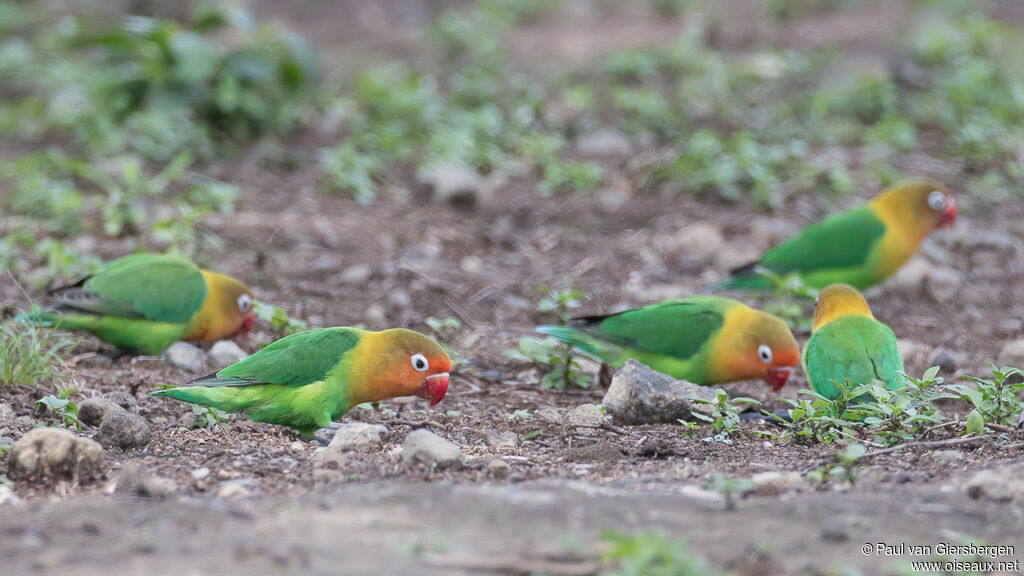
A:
[[964, 409, 985, 436]]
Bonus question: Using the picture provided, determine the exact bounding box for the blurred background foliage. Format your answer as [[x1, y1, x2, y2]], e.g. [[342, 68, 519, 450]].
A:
[[1, 0, 1023, 288]]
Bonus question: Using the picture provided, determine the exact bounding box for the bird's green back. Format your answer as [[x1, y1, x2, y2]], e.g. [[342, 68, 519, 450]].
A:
[[760, 206, 886, 275], [802, 315, 904, 399], [59, 254, 207, 323]]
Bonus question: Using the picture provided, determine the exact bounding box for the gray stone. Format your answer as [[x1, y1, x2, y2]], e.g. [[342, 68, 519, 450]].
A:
[[164, 342, 204, 374], [997, 339, 1024, 368], [401, 429, 462, 469], [486, 459, 511, 479], [207, 340, 249, 371], [78, 398, 122, 428], [105, 462, 176, 498], [96, 410, 152, 450], [750, 471, 804, 496], [484, 430, 518, 448], [191, 467, 211, 480], [658, 221, 724, 265], [8, 428, 104, 483], [575, 128, 633, 157], [417, 163, 485, 208], [326, 423, 387, 452], [459, 256, 483, 275], [101, 390, 139, 411], [0, 403, 17, 429], [929, 347, 961, 374], [387, 288, 412, 309], [966, 469, 1024, 502], [337, 264, 371, 285], [217, 478, 259, 498], [564, 404, 607, 436], [897, 340, 931, 369], [928, 450, 965, 467], [602, 360, 716, 425], [363, 305, 386, 327], [889, 258, 961, 301]]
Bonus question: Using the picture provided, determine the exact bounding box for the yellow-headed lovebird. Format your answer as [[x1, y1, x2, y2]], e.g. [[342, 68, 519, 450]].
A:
[[152, 327, 451, 436], [17, 253, 255, 355], [537, 296, 799, 391], [802, 284, 904, 400], [719, 178, 957, 291]]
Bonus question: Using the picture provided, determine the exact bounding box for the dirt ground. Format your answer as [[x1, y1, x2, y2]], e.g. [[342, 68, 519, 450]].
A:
[[2, 1, 1024, 575]]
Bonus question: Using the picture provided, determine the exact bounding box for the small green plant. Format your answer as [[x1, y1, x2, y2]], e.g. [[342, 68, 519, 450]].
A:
[[425, 316, 462, 343], [535, 287, 589, 322], [0, 319, 78, 387], [947, 364, 1024, 430], [502, 335, 588, 390], [252, 301, 308, 338], [191, 404, 230, 429], [35, 385, 81, 432], [601, 529, 728, 575], [807, 442, 866, 486], [686, 389, 761, 441], [851, 367, 955, 445], [761, 269, 817, 332], [771, 386, 859, 445]]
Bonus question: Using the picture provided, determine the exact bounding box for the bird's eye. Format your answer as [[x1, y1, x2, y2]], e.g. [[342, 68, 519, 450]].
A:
[[928, 190, 946, 212], [411, 353, 429, 372], [758, 345, 773, 364], [237, 294, 253, 313]]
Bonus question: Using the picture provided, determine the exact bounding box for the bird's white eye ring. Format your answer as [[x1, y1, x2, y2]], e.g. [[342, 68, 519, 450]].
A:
[[758, 345, 773, 364], [928, 190, 946, 212], [237, 294, 253, 313], [411, 353, 429, 372]]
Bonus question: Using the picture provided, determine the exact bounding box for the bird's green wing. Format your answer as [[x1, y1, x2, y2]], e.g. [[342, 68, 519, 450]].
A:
[[191, 327, 362, 388], [570, 298, 727, 360], [758, 206, 886, 275], [51, 254, 207, 323], [803, 317, 904, 399]]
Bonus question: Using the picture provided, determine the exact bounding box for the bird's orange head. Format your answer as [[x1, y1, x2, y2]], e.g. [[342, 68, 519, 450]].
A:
[[354, 329, 452, 407], [194, 270, 256, 342]]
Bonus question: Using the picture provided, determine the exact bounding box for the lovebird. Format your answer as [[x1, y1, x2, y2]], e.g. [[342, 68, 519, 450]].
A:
[[802, 284, 904, 400], [719, 178, 957, 291], [152, 327, 451, 436], [537, 296, 799, 390], [17, 253, 255, 355]]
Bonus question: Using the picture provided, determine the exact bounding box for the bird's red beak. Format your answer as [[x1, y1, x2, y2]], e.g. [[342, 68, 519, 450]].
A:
[[237, 313, 255, 337], [416, 373, 449, 407], [765, 367, 791, 392], [938, 197, 957, 228]]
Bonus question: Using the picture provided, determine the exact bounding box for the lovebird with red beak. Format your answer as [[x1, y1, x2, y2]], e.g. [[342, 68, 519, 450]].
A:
[[17, 253, 255, 355], [153, 327, 451, 436], [719, 178, 957, 291], [538, 296, 799, 391]]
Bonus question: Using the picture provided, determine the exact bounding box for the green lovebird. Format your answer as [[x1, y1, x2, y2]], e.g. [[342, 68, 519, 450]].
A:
[[537, 296, 799, 390], [719, 178, 957, 291], [17, 253, 255, 355], [802, 284, 904, 400], [152, 327, 452, 436]]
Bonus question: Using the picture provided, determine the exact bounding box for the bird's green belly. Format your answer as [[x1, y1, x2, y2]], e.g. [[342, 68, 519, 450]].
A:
[[74, 315, 188, 355], [803, 317, 904, 399], [234, 381, 343, 436]]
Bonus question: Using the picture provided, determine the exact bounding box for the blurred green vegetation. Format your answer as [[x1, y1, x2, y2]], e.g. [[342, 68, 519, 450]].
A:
[[2, 0, 1023, 286]]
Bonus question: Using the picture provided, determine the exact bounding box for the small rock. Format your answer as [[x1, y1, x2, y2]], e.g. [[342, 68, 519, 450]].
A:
[[164, 342, 204, 374], [105, 462, 176, 498], [191, 467, 211, 480], [486, 459, 511, 479], [929, 347, 961, 374], [401, 429, 462, 469], [750, 471, 804, 496], [78, 398, 123, 428], [597, 188, 629, 211], [417, 163, 485, 208], [484, 430, 518, 448], [535, 408, 563, 424], [101, 390, 139, 411], [337, 264, 371, 285], [997, 339, 1024, 368], [897, 340, 931, 369], [289, 440, 307, 452], [888, 258, 961, 301], [575, 128, 634, 157], [96, 410, 152, 449], [966, 469, 1024, 502], [925, 266, 961, 301], [8, 428, 104, 483], [386, 288, 412, 309], [459, 255, 484, 275], [564, 404, 607, 436], [217, 478, 259, 498], [0, 485, 20, 506], [602, 360, 716, 425], [659, 221, 724, 265], [566, 440, 626, 462], [0, 403, 18, 429], [326, 423, 387, 452], [928, 450, 964, 467], [363, 305, 386, 327], [207, 341, 248, 371]]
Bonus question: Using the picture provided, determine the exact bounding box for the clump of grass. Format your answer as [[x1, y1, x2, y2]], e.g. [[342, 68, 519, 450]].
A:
[[601, 529, 729, 575], [0, 319, 78, 388]]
